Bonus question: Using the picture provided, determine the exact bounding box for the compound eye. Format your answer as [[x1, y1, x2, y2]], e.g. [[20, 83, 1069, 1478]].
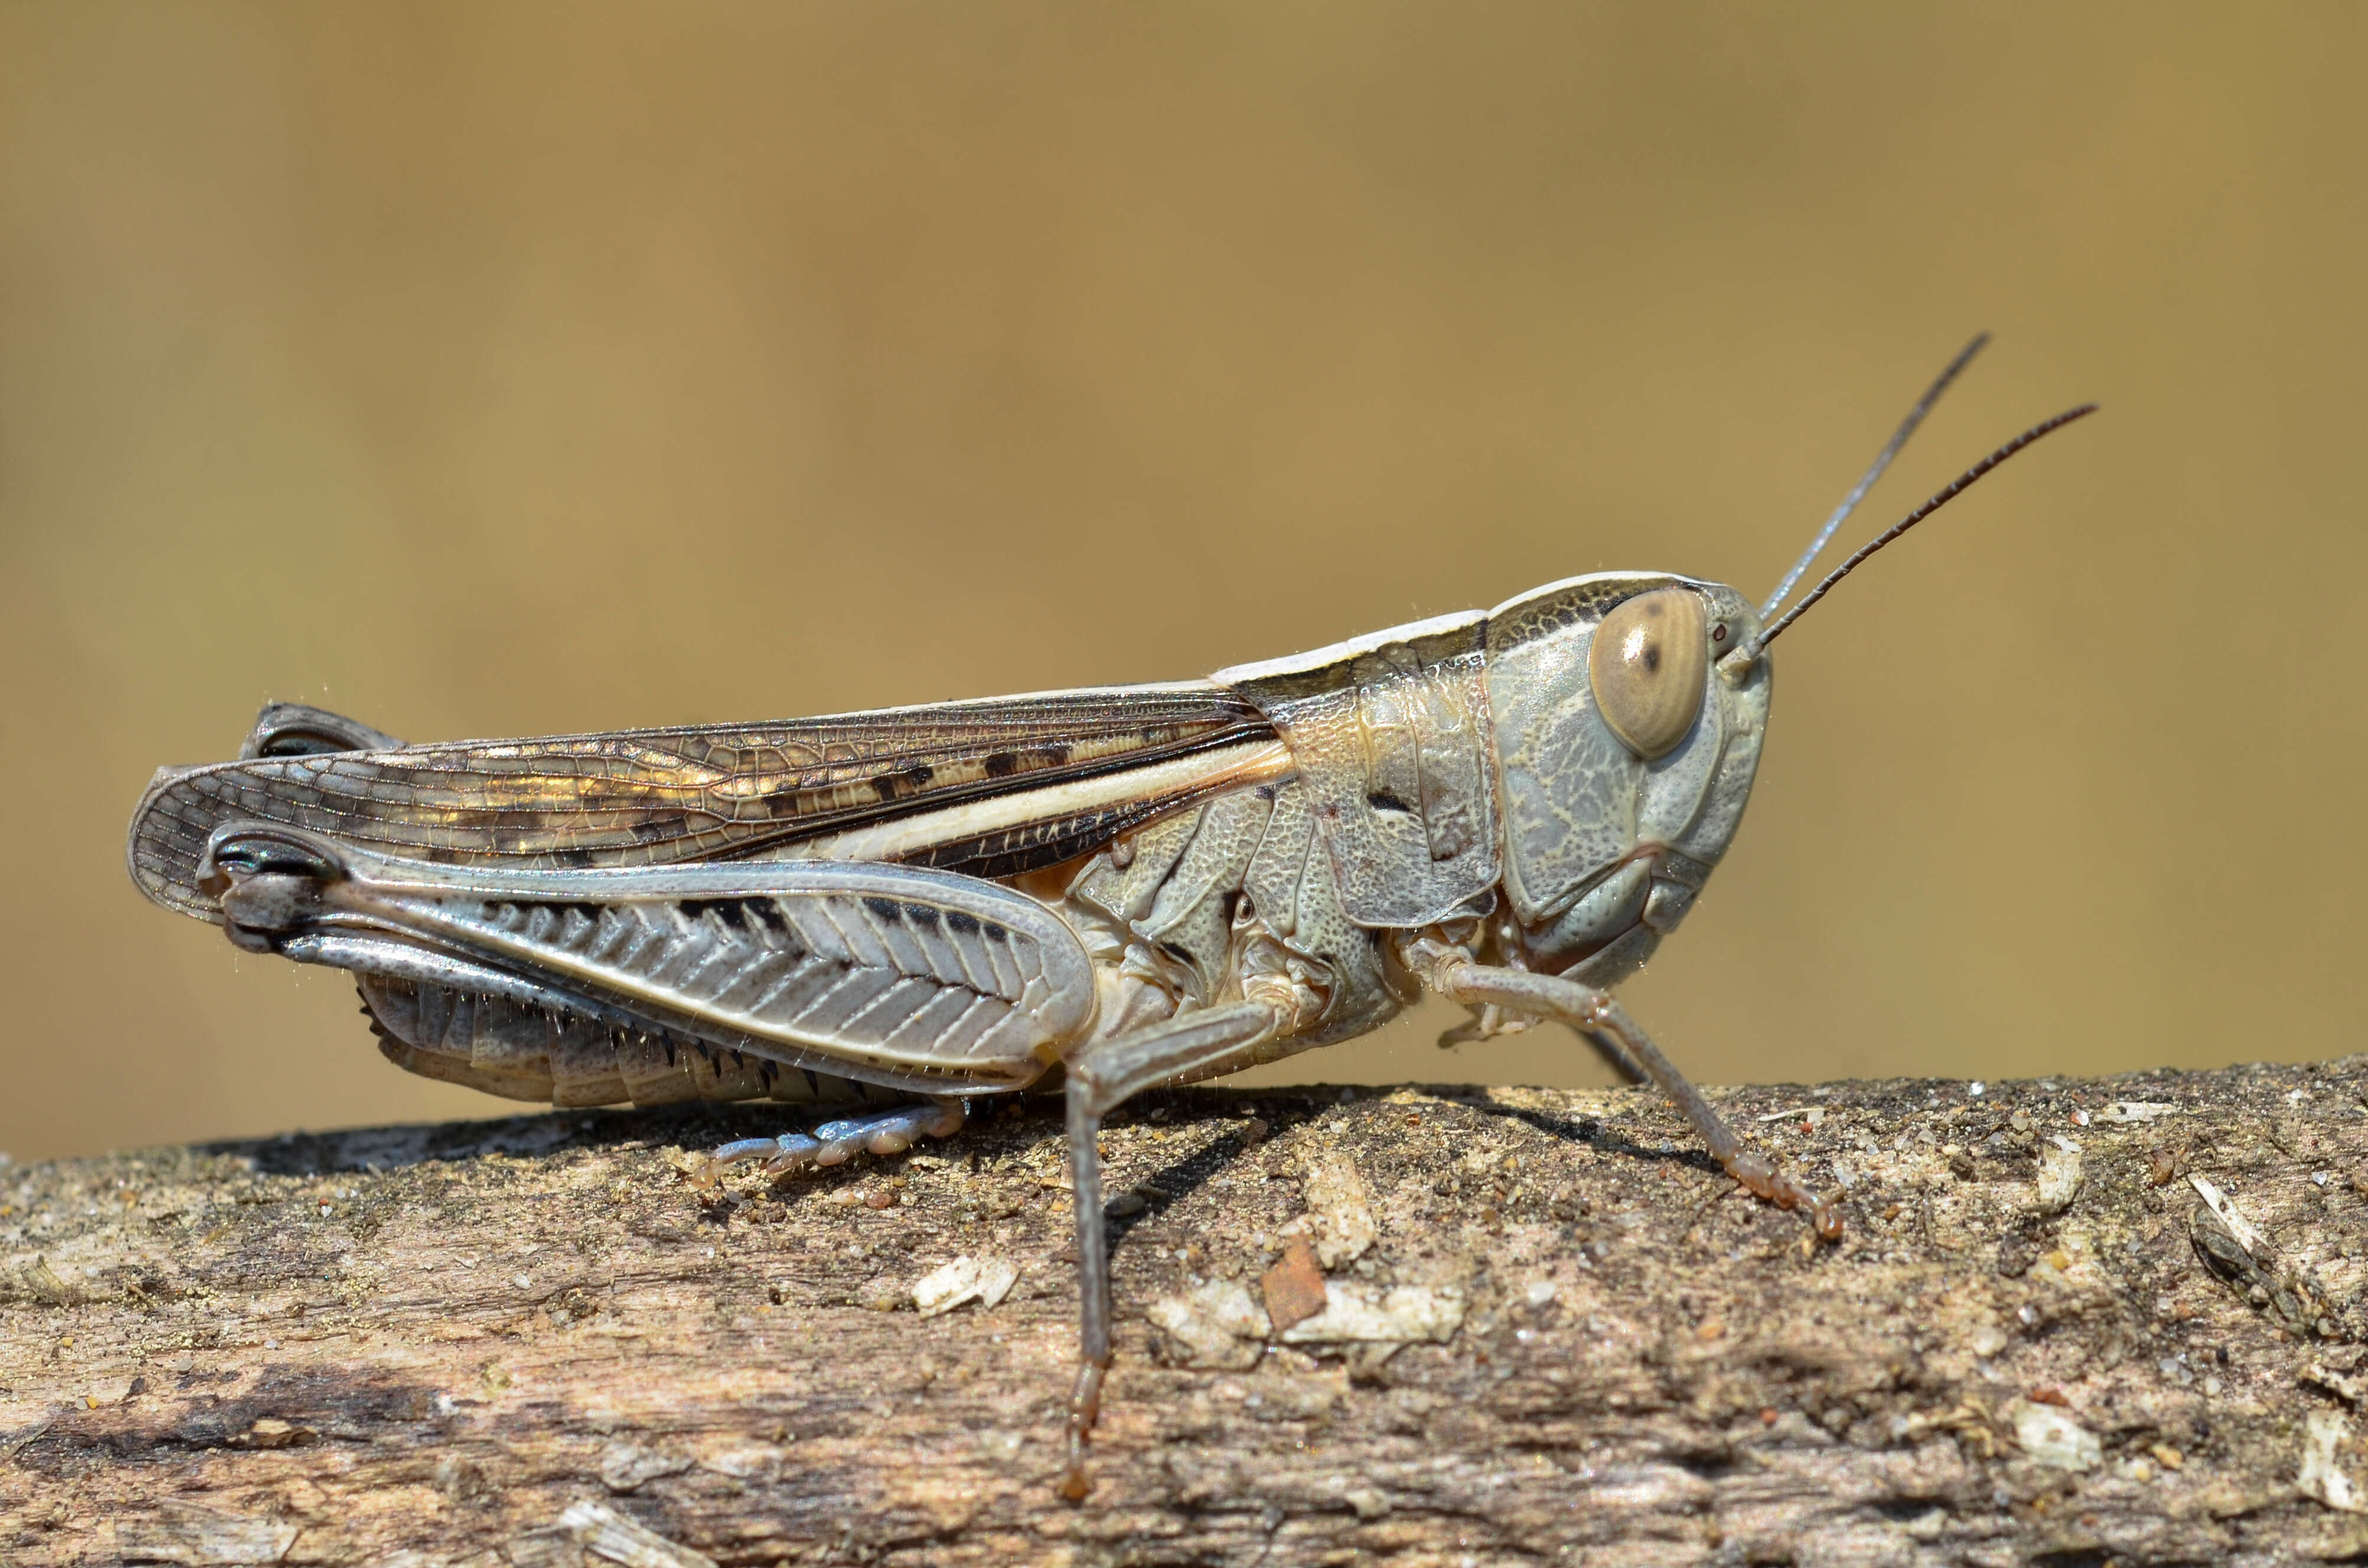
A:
[[1587, 587, 1708, 759]]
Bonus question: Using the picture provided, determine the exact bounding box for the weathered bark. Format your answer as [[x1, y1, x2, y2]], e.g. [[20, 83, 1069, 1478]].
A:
[[2, 1060, 2364, 1566]]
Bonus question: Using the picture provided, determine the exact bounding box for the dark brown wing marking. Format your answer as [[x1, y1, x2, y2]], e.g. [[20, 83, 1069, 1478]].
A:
[[909, 792, 1245, 883], [129, 686, 1274, 922]]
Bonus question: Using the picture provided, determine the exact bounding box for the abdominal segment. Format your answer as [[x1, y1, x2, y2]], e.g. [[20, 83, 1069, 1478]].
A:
[[356, 975, 903, 1110]]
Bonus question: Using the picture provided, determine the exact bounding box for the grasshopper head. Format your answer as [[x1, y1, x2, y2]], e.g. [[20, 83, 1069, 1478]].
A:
[[1473, 355, 2097, 986], [1482, 573, 1770, 984]]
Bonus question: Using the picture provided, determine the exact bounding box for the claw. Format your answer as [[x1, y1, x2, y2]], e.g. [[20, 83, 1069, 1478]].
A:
[[1810, 1196, 1844, 1242], [1436, 1002, 1523, 1049], [690, 1133, 826, 1185], [1434, 1016, 1483, 1050], [688, 1136, 795, 1190], [1060, 1360, 1107, 1502], [1726, 1152, 1844, 1242]]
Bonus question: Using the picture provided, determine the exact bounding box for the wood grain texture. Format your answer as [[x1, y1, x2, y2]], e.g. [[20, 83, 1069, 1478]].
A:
[[2, 1061, 2363, 1566]]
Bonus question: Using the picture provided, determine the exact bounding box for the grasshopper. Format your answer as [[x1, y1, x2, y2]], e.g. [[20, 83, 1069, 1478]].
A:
[[126, 337, 2090, 1497]]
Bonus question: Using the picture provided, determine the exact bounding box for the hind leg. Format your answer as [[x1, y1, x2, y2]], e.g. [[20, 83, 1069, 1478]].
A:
[[694, 1097, 968, 1182]]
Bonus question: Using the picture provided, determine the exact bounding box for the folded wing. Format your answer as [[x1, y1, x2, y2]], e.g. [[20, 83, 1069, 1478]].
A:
[[130, 685, 1274, 921]]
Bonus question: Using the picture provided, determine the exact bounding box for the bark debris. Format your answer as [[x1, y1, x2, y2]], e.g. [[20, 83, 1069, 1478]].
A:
[[2, 1059, 2364, 1566]]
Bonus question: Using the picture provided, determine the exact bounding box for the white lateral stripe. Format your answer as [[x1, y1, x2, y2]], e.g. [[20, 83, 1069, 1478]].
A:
[[780, 740, 1296, 864]]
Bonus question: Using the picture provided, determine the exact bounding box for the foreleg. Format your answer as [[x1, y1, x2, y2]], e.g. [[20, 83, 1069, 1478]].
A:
[[1433, 960, 1840, 1240]]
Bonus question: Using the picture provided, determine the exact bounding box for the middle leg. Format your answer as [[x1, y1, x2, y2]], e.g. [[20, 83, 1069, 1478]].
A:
[[1057, 999, 1285, 1499]]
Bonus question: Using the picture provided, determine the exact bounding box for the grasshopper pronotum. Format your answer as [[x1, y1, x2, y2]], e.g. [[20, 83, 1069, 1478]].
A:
[[127, 338, 2091, 1496]]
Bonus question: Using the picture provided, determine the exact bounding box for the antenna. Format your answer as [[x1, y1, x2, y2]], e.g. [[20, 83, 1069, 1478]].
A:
[[1759, 333, 1991, 620], [1737, 402, 2099, 661]]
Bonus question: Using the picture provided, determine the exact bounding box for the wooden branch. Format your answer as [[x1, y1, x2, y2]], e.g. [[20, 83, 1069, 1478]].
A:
[[3, 1060, 2364, 1566]]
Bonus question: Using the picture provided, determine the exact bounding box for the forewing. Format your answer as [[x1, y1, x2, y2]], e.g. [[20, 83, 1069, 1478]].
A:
[[131, 685, 1273, 921]]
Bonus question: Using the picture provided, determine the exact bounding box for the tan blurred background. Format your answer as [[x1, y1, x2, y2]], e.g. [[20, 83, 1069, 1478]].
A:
[[2, 3, 2362, 1163]]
